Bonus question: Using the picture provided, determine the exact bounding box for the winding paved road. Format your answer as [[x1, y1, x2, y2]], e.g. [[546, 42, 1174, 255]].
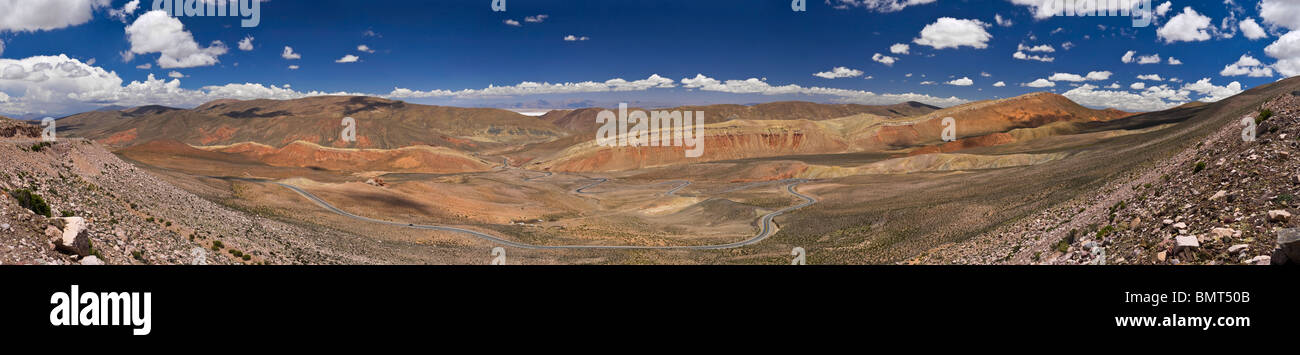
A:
[[261, 176, 815, 250]]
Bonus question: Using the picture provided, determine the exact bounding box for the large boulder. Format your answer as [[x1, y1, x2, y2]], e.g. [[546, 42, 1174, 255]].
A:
[[50, 217, 91, 257], [1273, 228, 1300, 265]]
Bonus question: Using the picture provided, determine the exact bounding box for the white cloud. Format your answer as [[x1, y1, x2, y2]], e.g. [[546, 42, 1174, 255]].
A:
[[1121, 50, 1136, 63], [564, 35, 590, 42], [871, 53, 898, 65], [288, 65, 299, 70], [0, 54, 367, 115], [1130, 82, 1146, 90], [1022, 79, 1055, 88], [913, 18, 992, 49], [946, 77, 973, 86], [1018, 43, 1054, 53], [335, 54, 359, 63], [1265, 31, 1300, 77], [108, 0, 140, 22], [1138, 54, 1161, 64], [1047, 71, 1111, 82], [919, 81, 936, 85], [1106, 83, 1121, 89], [813, 66, 864, 79], [827, 0, 937, 12], [281, 46, 301, 60], [1155, 1, 1172, 17], [1137, 74, 1164, 81], [980, 72, 991, 77], [135, 63, 150, 69], [0, 39, 4, 57], [1260, 0, 1300, 31], [1167, 57, 1182, 65], [1181, 77, 1243, 102], [524, 14, 549, 23], [1063, 84, 1183, 112], [992, 81, 1006, 87], [238, 36, 254, 51], [994, 13, 1012, 27], [358, 45, 375, 53], [1048, 73, 1086, 82], [890, 43, 910, 55], [125, 11, 228, 69], [167, 71, 186, 79], [1220, 54, 1275, 77], [1013, 51, 1054, 62], [1240, 18, 1268, 40], [503, 19, 520, 27], [1157, 7, 1212, 43], [0, 0, 109, 32]]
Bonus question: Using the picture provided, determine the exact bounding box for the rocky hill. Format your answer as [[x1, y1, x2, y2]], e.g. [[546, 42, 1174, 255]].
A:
[[0, 137, 401, 265], [913, 78, 1300, 265]]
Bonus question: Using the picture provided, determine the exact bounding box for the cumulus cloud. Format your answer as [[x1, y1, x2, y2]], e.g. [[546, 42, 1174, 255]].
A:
[[167, 71, 186, 79], [1018, 43, 1054, 53], [238, 36, 254, 51], [0, 54, 367, 115], [125, 11, 228, 68], [826, 0, 937, 12], [0, 39, 4, 57], [994, 13, 1012, 27], [913, 18, 991, 50], [1137, 53, 1161, 64], [871, 53, 898, 66], [0, 0, 109, 32], [1137, 74, 1164, 81], [503, 19, 520, 27], [281, 46, 301, 60], [813, 66, 864, 79], [1046, 71, 1111, 82], [563, 35, 590, 41], [1240, 18, 1268, 40], [108, 0, 140, 22], [1061, 78, 1241, 112], [992, 81, 1006, 87], [524, 14, 549, 23], [946, 77, 973, 86], [288, 65, 299, 70], [1265, 31, 1300, 77], [1022, 78, 1055, 88], [1167, 57, 1182, 65], [1260, 0, 1300, 31], [1013, 51, 1054, 62], [1220, 54, 1275, 77], [1157, 7, 1212, 43], [357, 45, 375, 53], [335, 54, 359, 63], [890, 43, 910, 55]]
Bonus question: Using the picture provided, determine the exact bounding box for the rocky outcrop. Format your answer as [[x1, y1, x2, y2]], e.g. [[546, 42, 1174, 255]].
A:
[[50, 217, 91, 257]]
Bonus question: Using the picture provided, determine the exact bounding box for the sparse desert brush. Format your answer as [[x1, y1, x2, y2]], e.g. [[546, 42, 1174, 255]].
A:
[[1193, 161, 1206, 174], [1256, 109, 1273, 124], [10, 188, 51, 217]]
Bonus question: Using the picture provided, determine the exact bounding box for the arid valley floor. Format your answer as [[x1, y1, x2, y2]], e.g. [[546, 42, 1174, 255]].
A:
[[3, 77, 1299, 265]]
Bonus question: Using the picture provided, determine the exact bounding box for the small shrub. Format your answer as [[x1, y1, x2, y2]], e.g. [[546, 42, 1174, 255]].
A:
[[1193, 161, 1206, 174], [1256, 109, 1273, 124], [61, 210, 75, 217], [9, 189, 51, 217], [241, 254, 251, 261], [29, 141, 52, 152], [212, 240, 224, 249]]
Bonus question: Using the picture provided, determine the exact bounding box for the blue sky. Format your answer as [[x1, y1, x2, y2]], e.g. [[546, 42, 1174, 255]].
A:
[[1, 0, 1298, 117]]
